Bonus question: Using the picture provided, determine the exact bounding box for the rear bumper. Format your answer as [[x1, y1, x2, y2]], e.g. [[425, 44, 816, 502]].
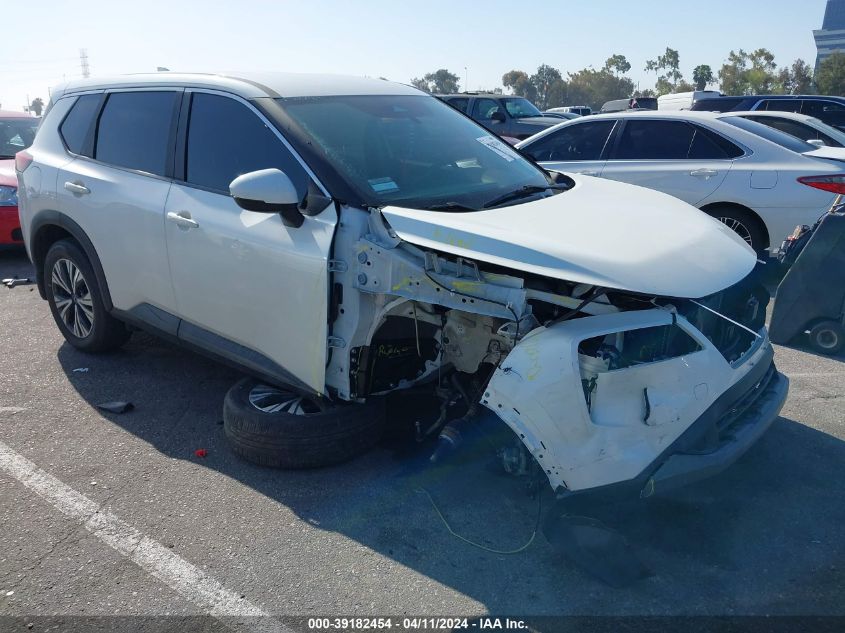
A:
[[0, 205, 22, 244]]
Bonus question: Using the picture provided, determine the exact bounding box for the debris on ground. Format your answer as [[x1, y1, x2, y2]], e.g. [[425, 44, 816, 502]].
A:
[[2, 277, 34, 288], [96, 401, 134, 414], [72, 367, 90, 373], [194, 449, 208, 458]]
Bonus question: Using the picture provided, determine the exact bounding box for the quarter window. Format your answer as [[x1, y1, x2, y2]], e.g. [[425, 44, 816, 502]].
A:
[[59, 94, 101, 156], [522, 121, 615, 162], [185, 93, 307, 197], [95, 91, 179, 176]]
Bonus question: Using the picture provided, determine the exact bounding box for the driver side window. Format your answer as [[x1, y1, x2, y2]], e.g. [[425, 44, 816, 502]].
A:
[[473, 98, 503, 122], [523, 121, 616, 162]]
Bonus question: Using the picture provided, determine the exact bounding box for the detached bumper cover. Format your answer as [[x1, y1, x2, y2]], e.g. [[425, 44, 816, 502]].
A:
[[642, 361, 787, 497]]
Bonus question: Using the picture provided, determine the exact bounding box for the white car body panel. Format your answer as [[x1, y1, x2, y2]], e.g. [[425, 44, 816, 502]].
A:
[[483, 308, 773, 491], [517, 111, 842, 249], [382, 175, 755, 298], [164, 183, 336, 394]]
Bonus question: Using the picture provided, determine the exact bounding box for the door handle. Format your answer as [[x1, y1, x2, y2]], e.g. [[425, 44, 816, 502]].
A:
[[689, 168, 718, 179], [64, 181, 90, 195], [166, 211, 199, 229]]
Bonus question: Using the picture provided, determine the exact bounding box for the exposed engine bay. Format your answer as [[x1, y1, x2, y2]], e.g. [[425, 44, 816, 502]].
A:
[[325, 205, 775, 493]]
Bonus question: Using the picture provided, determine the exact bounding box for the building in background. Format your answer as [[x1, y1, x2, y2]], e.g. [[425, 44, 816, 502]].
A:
[[815, 0, 845, 70]]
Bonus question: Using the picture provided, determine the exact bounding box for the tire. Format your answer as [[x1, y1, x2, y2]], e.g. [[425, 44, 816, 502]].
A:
[[43, 239, 130, 353], [808, 320, 845, 355], [223, 377, 386, 469], [704, 206, 768, 254]]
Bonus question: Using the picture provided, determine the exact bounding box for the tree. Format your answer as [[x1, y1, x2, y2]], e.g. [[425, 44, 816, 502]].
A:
[[409, 69, 460, 94], [816, 52, 845, 95], [645, 47, 685, 95], [502, 70, 537, 101], [719, 48, 778, 95], [692, 65, 714, 91], [604, 54, 631, 76], [777, 59, 814, 94], [530, 64, 565, 110], [29, 98, 44, 117], [567, 67, 635, 111]]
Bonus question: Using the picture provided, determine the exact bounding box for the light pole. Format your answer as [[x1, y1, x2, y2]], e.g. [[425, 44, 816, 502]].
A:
[[464, 67, 468, 92]]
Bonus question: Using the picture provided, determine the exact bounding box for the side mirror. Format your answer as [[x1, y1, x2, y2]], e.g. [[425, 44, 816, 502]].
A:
[[230, 168, 303, 228], [490, 110, 506, 123], [807, 138, 826, 147]]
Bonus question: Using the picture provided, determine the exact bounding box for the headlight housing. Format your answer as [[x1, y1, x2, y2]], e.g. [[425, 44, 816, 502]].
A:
[[0, 185, 18, 207]]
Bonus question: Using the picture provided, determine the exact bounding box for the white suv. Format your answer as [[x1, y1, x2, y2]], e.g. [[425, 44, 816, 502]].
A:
[[16, 73, 787, 501]]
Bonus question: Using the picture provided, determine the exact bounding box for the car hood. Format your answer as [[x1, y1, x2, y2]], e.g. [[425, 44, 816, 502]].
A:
[[514, 116, 561, 127], [380, 175, 756, 299], [0, 159, 16, 187]]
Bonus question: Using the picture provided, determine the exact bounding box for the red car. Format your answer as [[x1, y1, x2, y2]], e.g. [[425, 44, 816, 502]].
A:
[[1, 110, 39, 245]]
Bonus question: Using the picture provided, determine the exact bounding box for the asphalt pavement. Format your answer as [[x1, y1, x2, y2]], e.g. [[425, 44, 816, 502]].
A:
[[0, 246, 843, 628]]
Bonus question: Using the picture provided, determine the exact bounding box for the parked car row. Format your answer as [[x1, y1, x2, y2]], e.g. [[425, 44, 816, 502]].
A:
[[517, 110, 845, 253], [0, 110, 39, 245]]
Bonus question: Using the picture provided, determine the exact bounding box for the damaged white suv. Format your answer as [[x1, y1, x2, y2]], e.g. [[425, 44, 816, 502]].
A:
[[17, 73, 787, 500]]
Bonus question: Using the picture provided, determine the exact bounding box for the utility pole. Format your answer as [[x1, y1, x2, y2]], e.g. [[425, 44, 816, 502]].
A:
[[80, 49, 90, 78]]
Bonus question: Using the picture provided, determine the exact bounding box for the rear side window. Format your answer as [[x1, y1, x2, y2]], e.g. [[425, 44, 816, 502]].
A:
[[445, 98, 469, 113], [59, 94, 100, 156], [522, 121, 616, 162], [746, 116, 840, 147], [185, 93, 307, 197], [760, 99, 801, 113], [721, 116, 816, 153], [615, 120, 696, 160], [95, 91, 179, 177]]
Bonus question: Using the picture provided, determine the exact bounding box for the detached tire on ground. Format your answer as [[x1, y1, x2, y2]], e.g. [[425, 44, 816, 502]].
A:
[[223, 378, 386, 468]]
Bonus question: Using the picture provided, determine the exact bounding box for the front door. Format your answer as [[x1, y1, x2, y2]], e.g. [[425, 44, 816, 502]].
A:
[[164, 91, 336, 393], [527, 119, 617, 176]]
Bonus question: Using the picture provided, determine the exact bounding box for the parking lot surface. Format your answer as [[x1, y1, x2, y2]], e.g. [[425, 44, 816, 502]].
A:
[[1, 247, 843, 624]]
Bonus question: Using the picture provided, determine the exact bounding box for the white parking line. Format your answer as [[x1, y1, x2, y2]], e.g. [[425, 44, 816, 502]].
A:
[[0, 439, 287, 633]]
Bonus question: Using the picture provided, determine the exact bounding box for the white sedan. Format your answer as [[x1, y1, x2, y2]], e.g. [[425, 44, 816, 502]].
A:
[[517, 110, 845, 252], [729, 110, 845, 149]]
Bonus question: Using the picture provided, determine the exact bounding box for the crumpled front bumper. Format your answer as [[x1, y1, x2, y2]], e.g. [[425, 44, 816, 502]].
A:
[[482, 308, 787, 498]]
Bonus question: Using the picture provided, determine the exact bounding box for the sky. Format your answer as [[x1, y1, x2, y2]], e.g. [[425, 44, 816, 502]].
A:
[[1, 0, 829, 112]]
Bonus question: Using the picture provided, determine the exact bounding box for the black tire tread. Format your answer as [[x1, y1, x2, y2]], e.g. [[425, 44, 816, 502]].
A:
[[808, 320, 845, 355], [223, 377, 385, 469]]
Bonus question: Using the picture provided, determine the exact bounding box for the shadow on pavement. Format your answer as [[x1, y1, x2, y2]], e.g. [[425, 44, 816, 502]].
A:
[[48, 321, 845, 614]]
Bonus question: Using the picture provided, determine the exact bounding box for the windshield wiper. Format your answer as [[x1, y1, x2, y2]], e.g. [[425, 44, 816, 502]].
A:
[[426, 202, 478, 212], [482, 183, 570, 209]]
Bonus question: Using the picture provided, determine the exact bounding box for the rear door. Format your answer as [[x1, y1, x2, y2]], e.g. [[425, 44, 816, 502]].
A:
[[164, 91, 336, 394], [523, 119, 617, 176], [600, 119, 733, 205], [471, 97, 509, 135], [57, 89, 180, 314]]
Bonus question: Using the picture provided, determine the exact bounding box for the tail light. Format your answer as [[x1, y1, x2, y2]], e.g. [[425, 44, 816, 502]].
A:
[[797, 174, 845, 194], [15, 150, 33, 173]]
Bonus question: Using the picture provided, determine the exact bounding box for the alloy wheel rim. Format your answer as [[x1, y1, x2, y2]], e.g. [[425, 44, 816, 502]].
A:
[[717, 217, 753, 247], [51, 258, 94, 339], [248, 384, 322, 415]]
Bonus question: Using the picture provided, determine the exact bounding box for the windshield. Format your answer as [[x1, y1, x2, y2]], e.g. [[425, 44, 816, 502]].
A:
[[0, 117, 38, 159], [721, 115, 817, 153], [277, 95, 551, 210], [502, 98, 543, 118]]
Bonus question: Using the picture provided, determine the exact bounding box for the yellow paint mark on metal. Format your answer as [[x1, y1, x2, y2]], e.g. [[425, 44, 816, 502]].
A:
[[523, 340, 542, 381], [432, 228, 472, 249], [392, 277, 412, 291], [450, 280, 482, 292]]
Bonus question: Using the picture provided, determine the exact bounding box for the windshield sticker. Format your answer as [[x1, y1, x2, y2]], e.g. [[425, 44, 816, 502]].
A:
[[368, 177, 400, 193], [476, 136, 516, 162]]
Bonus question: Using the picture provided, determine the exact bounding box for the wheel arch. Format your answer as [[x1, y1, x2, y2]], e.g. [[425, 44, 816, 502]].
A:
[[699, 201, 770, 250], [30, 211, 113, 311]]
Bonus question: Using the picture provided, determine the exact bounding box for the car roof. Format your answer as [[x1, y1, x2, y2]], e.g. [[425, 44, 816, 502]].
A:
[[50, 72, 424, 101], [729, 110, 816, 122], [709, 94, 845, 101], [0, 110, 36, 119]]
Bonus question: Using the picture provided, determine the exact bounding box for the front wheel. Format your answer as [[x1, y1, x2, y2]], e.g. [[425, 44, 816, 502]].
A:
[[223, 378, 386, 469], [43, 239, 130, 353]]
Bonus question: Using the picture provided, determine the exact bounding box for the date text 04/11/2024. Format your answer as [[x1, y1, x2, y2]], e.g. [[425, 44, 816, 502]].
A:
[[306, 618, 529, 630]]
